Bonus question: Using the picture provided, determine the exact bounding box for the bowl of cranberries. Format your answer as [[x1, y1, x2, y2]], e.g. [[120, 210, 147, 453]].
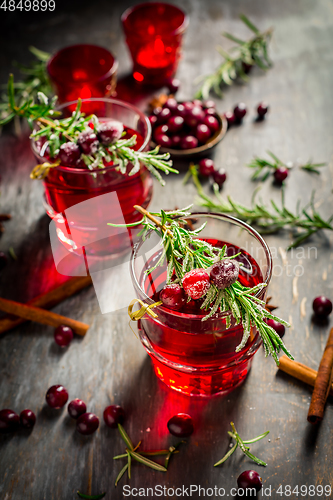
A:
[[149, 98, 227, 158]]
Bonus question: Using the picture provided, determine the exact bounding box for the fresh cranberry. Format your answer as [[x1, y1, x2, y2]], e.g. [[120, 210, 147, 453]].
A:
[[185, 106, 205, 128], [20, 409, 36, 429], [156, 107, 172, 124], [154, 124, 169, 139], [149, 115, 157, 126], [274, 167, 288, 184], [265, 319, 285, 338], [58, 142, 81, 167], [234, 103, 247, 122], [192, 99, 203, 108], [0, 252, 8, 272], [242, 62, 253, 74], [68, 399, 87, 419], [196, 123, 212, 143], [210, 259, 240, 289], [153, 106, 162, 116], [176, 103, 186, 118], [198, 158, 215, 177], [212, 168, 227, 187], [183, 101, 194, 113], [203, 115, 219, 133], [0, 409, 20, 433], [76, 412, 99, 435], [160, 284, 186, 310], [180, 135, 198, 150], [77, 130, 99, 155], [257, 102, 269, 119], [163, 98, 178, 113], [88, 122, 95, 130], [224, 111, 235, 127], [205, 108, 216, 116], [171, 135, 182, 149], [202, 100, 216, 109], [155, 134, 173, 148], [167, 116, 184, 134], [167, 413, 194, 437], [167, 78, 180, 94], [313, 296, 333, 317], [103, 405, 126, 428], [98, 120, 123, 145], [45, 385, 69, 409], [54, 325, 74, 347], [182, 268, 210, 300], [237, 470, 262, 492]]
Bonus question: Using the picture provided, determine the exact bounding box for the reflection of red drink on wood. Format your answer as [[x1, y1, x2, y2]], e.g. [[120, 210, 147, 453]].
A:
[[32, 99, 153, 258], [136, 239, 265, 397]]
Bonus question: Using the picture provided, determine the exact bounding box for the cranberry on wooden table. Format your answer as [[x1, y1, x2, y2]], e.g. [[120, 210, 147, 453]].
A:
[[273, 167, 289, 184], [237, 470, 262, 492], [76, 413, 99, 435], [233, 103, 247, 123], [167, 413, 194, 438], [103, 405, 126, 428], [257, 102, 269, 119], [20, 409, 36, 429], [68, 399, 87, 419], [0, 409, 20, 433], [167, 78, 180, 94], [313, 296, 332, 318], [198, 158, 215, 177], [45, 385, 69, 409], [54, 325, 74, 347], [212, 168, 227, 187]]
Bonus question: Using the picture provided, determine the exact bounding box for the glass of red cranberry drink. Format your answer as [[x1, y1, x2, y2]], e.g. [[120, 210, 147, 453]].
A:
[[131, 213, 272, 397], [47, 45, 118, 104], [121, 2, 188, 86], [31, 98, 152, 258]]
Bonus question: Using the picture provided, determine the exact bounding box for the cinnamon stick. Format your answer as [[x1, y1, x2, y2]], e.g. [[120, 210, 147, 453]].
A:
[[0, 297, 89, 336], [307, 327, 333, 424], [0, 276, 91, 335], [278, 355, 333, 396]]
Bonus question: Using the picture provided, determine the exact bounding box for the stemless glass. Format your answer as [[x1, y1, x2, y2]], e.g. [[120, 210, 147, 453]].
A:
[[31, 98, 152, 258], [131, 213, 272, 397], [121, 2, 188, 86], [47, 45, 118, 104]]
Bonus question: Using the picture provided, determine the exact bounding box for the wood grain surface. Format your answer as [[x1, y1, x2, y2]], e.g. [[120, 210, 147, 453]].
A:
[[0, 0, 333, 499]]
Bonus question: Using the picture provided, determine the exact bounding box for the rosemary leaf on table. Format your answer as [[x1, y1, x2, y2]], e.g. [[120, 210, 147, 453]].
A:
[[195, 14, 273, 100], [247, 151, 326, 180]]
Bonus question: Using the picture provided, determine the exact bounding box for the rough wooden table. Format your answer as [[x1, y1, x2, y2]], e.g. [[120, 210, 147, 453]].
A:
[[1, 0, 333, 499]]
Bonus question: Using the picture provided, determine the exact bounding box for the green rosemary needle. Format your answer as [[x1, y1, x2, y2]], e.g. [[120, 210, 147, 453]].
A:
[[214, 422, 269, 467], [76, 492, 106, 500], [195, 14, 273, 100]]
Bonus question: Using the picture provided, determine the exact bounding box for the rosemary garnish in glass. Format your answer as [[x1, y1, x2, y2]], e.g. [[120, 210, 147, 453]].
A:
[[248, 151, 326, 181], [186, 164, 333, 249], [195, 14, 273, 100], [214, 422, 269, 467], [1, 75, 177, 185], [109, 205, 293, 365], [114, 424, 182, 486]]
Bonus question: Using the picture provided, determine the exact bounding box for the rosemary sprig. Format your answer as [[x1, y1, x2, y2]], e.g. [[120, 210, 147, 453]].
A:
[[1, 75, 177, 185], [109, 205, 293, 365], [214, 422, 269, 467], [0, 47, 52, 127], [248, 151, 326, 180], [188, 165, 333, 249], [114, 424, 182, 486], [195, 14, 272, 100]]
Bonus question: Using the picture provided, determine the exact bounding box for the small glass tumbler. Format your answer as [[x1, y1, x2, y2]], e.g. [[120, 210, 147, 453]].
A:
[[47, 44, 118, 104], [131, 213, 272, 397], [121, 2, 188, 86]]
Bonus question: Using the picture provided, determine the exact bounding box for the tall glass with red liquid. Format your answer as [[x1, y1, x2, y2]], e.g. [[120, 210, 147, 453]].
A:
[[131, 213, 272, 397], [31, 98, 153, 258]]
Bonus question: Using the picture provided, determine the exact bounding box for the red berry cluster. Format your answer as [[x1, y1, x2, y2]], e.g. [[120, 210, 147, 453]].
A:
[[198, 158, 227, 188], [224, 102, 269, 128], [0, 408, 36, 433], [149, 99, 220, 150]]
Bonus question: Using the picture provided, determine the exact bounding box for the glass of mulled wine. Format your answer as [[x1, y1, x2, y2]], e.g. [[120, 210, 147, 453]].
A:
[[131, 213, 272, 397], [47, 44, 118, 104], [31, 98, 152, 259], [121, 2, 188, 86]]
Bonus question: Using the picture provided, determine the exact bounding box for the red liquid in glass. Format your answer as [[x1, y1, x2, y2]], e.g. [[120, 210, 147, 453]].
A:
[[38, 125, 153, 257], [138, 240, 264, 396]]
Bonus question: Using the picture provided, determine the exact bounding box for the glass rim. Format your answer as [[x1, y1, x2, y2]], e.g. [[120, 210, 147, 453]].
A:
[[47, 44, 119, 86], [130, 211, 273, 320], [31, 97, 152, 175], [121, 2, 189, 37]]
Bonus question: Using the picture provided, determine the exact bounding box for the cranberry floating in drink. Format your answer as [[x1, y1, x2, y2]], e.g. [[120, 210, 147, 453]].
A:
[[127, 207, 292, 396], [47, 44, 118, 106], [121, 3, 188, 87]]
